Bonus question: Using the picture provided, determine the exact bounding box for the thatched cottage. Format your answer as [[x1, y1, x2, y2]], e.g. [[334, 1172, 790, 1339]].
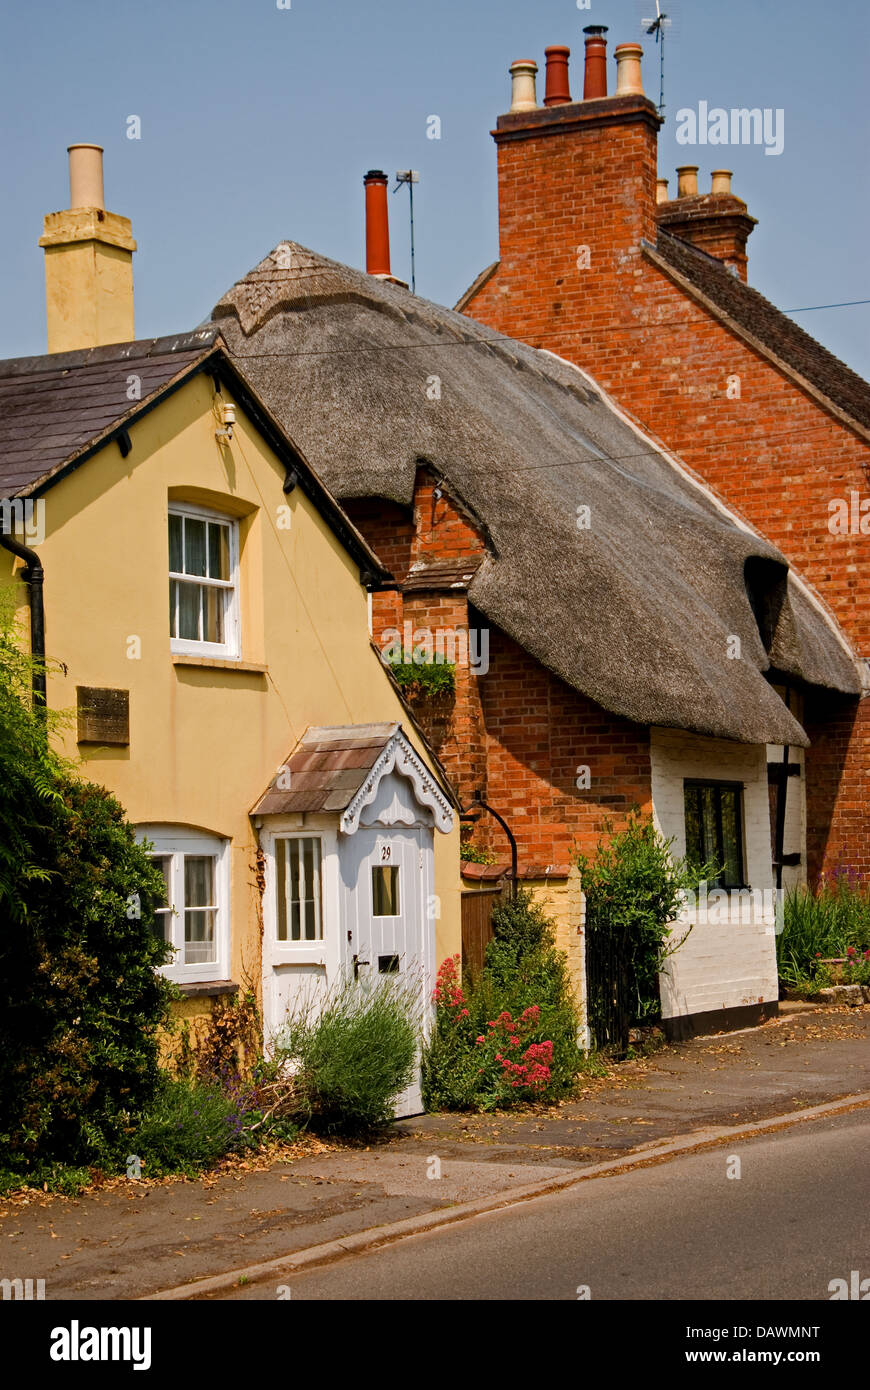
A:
[[210, 238, 864, 1040]]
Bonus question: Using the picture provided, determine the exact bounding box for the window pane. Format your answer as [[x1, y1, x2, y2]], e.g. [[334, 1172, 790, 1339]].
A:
[[205, 586, 224, 644], [184, 910, 216, 964], [720, 789, 742, 886], [276, 838, 288, 941], [372, 865, 400, 917], [701, 787, 718, 867], [184, 518, 207, 578], [185, 856, 215, 907], [177, 581, 202, 641], [149, 855, 172, 945], [276, 839, 322, 942], [684, 787, 702, 867], [169, 514, 184, 573], [208, 522, 230, 581], [184, 857, 216, 966]]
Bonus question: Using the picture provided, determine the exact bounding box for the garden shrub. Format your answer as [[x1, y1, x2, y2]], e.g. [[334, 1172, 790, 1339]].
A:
[[777, 872, 870, 990], [575, 813, 708, 1024], [0, 600, 173, 1173], [422, 891, 582, 1112], [276, 974, 419, 1133], [131, 1077, 249, 1176]]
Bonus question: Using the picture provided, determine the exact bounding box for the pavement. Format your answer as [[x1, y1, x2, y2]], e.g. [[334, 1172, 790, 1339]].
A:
[[223, 1108, 870, 1302], [2, 1003, 868, 1301]]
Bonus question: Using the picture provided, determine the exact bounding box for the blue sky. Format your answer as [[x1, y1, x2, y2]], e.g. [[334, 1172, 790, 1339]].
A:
[[1, 0, 868, 377]]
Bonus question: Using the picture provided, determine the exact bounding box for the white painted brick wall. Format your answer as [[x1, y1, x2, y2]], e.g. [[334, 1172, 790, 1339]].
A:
[[650, 728, 780, 1021]]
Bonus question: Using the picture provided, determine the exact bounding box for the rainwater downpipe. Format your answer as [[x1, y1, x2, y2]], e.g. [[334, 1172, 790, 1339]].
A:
[[0, 530, 46, 718]]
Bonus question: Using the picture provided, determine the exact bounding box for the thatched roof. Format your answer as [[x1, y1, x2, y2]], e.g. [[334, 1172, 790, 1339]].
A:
[[212, 242, 864, 748]]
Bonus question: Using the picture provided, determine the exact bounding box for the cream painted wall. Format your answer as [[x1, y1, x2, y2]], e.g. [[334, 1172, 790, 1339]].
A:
[[650, 727, 780, 1021], [0, 371, 460, 995]]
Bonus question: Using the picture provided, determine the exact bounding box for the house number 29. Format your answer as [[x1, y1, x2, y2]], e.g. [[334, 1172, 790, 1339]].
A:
[[381, 845, 392, 862]]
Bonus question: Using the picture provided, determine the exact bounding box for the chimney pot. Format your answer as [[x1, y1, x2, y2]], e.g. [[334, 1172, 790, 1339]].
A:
[[711, 169, 733, 195], [364, 170, 391, 278], [509, 60, 539, 112], [544, 46, 572, 107], [67, 143, 105, 210], [614, 43, 644, 97], [582, 26, 608, 100], [676, 165, 699, 198], [656, 178, 670, 204]]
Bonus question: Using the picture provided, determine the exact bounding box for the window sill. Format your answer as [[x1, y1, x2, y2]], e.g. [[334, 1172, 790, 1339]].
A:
[[174, 980, 239, 999], [172, 655, 268, 674]]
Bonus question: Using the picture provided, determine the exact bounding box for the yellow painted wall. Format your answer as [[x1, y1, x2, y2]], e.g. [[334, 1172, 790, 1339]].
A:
[[0, 371, 460, 1008]]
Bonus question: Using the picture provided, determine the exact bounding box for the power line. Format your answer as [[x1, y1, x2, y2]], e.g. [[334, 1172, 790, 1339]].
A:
[[784, 299, 870, 313]]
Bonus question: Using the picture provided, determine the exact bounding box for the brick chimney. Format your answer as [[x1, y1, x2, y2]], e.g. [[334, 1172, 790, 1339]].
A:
[[364, 170, 392, 278], [657, 168, 758, 281], [39, 145, 136, 353], [460, 34, 661, 351]]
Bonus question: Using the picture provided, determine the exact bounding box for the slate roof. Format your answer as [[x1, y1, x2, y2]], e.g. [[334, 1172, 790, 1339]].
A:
[[211, 240, 863, 750], [0, 327, 392, 587], [0, 329, 220, 496], [252, 723, 400, 816], [647, 231, 870, 434]]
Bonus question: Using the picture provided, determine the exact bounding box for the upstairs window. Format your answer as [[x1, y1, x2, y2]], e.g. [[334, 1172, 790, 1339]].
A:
[[169, 504, 239, 658], [684, 780, 747, 890]]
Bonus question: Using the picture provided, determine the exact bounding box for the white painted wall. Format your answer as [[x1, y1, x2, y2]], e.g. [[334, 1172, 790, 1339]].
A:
[[650, 728, 780, 1023]]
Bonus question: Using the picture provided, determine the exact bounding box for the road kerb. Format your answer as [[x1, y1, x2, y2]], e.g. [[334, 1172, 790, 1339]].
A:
[[143, 1090, 870, 1301]]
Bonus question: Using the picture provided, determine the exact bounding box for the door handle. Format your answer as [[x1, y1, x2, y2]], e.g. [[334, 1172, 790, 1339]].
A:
[[353, 954, 370, 979]]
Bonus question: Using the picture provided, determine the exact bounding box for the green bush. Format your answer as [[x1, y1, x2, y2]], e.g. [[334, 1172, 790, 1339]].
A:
[[422, 891, 582, 1112], [276, 975, 420, 1133], [0, 598, 173, 1173], [575, 813, 708, 1024], [131, 1078, 248, 1177], [389, 660, 456, 700], [777, 874, 870, 989]]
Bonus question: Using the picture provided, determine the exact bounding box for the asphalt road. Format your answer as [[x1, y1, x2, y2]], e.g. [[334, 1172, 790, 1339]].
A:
[[224, 1110, 869, 1300]]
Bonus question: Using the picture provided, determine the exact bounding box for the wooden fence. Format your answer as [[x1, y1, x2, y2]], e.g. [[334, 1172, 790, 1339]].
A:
[[460, 884, 509, 980]]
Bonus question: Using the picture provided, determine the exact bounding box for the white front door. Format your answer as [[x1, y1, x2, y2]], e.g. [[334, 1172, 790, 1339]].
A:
[[340, 825, 433, 1117]]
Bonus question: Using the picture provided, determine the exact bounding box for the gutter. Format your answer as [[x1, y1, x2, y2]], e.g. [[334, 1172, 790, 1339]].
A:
[[0, 530, 46, 716]]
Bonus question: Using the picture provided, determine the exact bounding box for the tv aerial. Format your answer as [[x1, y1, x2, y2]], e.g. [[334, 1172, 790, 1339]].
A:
[[642, 0, 672, 119], [393, 171, 420, 294]]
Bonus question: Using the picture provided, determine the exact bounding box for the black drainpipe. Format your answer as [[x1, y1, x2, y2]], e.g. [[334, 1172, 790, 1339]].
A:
[[0, 530, 46, 717], [773, 685, 792, 893], [463, 791, 518, 901]]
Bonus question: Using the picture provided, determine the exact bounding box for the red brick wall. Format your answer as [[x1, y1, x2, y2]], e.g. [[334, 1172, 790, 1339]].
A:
[[462, 98, 870, 881], [478, 626, 652, 867], [344, 470, 651, 867]]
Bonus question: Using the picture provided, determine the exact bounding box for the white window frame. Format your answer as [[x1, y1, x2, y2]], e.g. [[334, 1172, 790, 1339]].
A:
[[168, 502, 241, 659], [136, 827, 231, 983], [274, 834, 324, 945], [261, 825, 340, 970]]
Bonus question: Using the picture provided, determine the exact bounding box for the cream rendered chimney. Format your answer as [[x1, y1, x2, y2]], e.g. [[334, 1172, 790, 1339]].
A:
[[676, 164, 699, 197], [614, 43, 645, 96], [509, 60, 539, 112], [39, 144, 136, 353]]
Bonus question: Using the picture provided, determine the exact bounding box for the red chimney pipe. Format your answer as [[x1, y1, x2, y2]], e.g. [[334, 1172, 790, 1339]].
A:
[[364, 170, 391, 277], [583, 25, 608, 100], [544, 46, 571, 106]]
